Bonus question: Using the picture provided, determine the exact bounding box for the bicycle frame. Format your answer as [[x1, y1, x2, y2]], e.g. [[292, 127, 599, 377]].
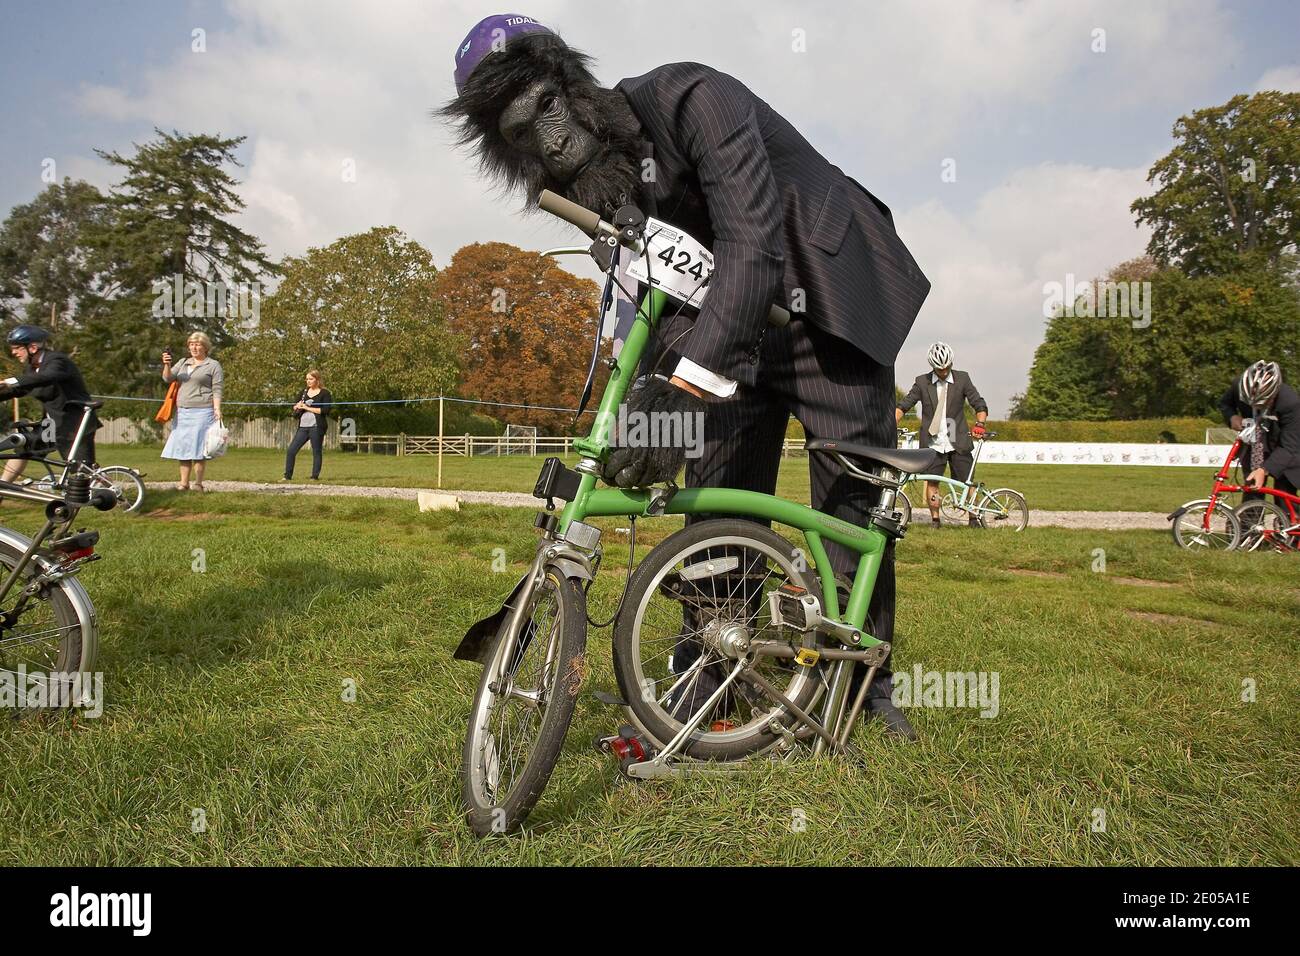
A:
[[1202, 437, 1300, 536], [901, 434, 1005, 517], [473, 281, 903, 764]]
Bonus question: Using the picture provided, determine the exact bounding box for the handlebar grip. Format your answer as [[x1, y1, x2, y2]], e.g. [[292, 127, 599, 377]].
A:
[[767, 304, 790, 327], [538, 190, 602, 237]]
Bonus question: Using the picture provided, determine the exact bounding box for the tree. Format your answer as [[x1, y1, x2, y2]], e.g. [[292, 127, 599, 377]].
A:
[[0, 178, 110, 325], [1132, 92, 1300, 276], [1017, 255, 1299, 419], [434, 242, 606, 433], [223, 227, 462, 433]]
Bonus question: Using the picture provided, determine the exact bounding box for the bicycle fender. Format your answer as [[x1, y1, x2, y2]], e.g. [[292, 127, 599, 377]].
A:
[[453, 573, 529, 665], [550, 556, 593, 584]]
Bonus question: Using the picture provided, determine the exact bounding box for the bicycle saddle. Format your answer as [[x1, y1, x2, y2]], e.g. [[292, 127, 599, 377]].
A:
[[65, 400, 104, 410], [806, 439, 940, 475]]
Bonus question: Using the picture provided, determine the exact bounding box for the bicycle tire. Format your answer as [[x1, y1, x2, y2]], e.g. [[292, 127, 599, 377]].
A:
[[461, 566, 586, 836], [982, 488, 1029, 531], [1171, 499, 1240, 550], [1233, 500, 1293, 552], [91, 466, 146, 514], [612, 519, 824, 761], [0, 535, 98, 704]]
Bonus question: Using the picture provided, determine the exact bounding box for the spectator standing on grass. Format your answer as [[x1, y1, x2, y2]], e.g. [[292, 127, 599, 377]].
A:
[[160, 331, 223, 492], [895, 341, 988, 527], [0, 324, 102, 479], [1218, 360, 1299, 500], [283, 370, 333, 481]]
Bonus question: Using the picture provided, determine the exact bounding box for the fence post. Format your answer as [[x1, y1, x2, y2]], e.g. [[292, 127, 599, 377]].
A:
[[437, 396, 444, 489], [399, 433, 406, 457]]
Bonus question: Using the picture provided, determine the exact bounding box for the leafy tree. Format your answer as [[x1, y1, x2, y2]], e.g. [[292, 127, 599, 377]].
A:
[[1132, 92, 1300, 276], [434, 242, 606, 433], [0, 178, 110, 325], [223, 227, 462, 433]]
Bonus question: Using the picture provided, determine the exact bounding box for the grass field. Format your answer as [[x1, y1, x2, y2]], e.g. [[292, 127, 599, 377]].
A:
[[107, 444, 1217, 512], [1, 491, 1295, 865]]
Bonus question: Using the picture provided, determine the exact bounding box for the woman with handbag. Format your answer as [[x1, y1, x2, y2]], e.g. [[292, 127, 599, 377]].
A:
[[160, 331, 224, 491], [283, 370, 332, 481]]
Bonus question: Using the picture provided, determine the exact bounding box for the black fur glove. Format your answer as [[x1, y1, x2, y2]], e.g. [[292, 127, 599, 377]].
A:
[[601, 376, 706, 488]]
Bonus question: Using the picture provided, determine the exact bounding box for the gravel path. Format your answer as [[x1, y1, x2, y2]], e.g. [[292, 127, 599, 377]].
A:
[[144, 480, 1171, 529]]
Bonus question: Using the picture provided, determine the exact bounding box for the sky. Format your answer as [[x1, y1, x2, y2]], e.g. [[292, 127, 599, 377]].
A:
[[2, 0, 1298, 415]]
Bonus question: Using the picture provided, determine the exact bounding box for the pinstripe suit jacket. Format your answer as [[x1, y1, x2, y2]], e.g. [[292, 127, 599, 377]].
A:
[[616, 62, 930, 386]]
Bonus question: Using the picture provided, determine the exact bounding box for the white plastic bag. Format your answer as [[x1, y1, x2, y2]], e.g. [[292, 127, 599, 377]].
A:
[[203, 422, 230, 459]]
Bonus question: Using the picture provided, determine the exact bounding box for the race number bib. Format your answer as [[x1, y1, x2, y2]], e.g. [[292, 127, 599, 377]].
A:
[[626, 219, 713, 309]]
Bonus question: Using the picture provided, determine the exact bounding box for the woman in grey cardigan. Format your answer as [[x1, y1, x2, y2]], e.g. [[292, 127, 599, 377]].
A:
[[161, 331, 224, 491]]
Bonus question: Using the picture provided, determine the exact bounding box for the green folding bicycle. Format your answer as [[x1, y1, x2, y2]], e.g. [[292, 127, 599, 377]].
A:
[[453, 191, 939, 836], [894, 427, 1028, 531]]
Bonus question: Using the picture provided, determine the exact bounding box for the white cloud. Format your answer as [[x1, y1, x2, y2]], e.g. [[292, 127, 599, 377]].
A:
[[898, 162, 1154, 416], [1254, 65, 1300, 92]]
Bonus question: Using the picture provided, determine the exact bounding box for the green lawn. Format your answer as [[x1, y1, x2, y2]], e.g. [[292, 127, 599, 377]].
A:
[[108, 444, 1214, 512], [1, 492, 1295, 865]]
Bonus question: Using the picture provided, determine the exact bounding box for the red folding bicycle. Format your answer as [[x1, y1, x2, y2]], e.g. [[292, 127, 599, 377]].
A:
[[1170, 435, 1299, 552]]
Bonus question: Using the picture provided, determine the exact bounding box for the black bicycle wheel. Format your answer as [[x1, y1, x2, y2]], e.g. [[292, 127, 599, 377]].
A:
[[91, 466, 145, 514], [612, 519, 825, 761], [0, 537, 96, 707], [461, 566, 587, 836]]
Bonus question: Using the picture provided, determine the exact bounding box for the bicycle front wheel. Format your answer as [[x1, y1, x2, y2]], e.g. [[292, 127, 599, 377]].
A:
[[1172, 500, 1239, 550], [0, 535, 98, 707], [91, 466, 145, 513], [981, 488, 1029, 531], [461, 566, 586, 836]]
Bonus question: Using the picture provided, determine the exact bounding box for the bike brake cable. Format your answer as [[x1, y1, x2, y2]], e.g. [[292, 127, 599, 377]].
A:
[[585, 515, 636, 629]]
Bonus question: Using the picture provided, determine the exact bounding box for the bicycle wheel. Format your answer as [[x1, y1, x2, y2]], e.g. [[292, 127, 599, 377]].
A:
[[1171, 500, 1240, 550], [896, 489, 912, 529], [461, 565, 586, 836], [939, 491, 970, 524], [0, 535, 98, 707], [1233, 500, 1294, 552], [91, 466, 145, 513], [980, 488, 1029, 531], [612, 519, 825, 761]]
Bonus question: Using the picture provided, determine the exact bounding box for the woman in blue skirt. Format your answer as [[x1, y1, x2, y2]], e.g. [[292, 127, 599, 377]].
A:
[[161, 331, 224, 491]]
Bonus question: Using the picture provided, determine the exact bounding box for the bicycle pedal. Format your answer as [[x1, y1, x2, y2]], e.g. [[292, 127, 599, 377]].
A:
[[590, 689, 627, 707]]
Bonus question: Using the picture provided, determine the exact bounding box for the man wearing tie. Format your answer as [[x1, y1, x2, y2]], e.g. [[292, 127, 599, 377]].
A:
[[895, 342, 989, 527]]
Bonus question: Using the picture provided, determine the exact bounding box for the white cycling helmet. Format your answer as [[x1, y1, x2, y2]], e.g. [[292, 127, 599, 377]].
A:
[[1239, 360, 1282, 407], [927, 341, 953, 370]]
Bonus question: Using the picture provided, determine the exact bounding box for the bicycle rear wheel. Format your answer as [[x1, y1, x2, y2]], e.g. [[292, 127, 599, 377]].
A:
[[0, 535, 98, 708], [1171, 499, 1239, 550], [1233, 500, 1294, 552], [612, 519, 824, 761], [461, 566, 586, 836], [91, 466, 145, 513]]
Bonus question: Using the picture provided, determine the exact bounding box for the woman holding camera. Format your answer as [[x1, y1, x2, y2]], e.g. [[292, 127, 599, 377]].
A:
[[160, 332, 223, 491], [283, 370, 332, 481]]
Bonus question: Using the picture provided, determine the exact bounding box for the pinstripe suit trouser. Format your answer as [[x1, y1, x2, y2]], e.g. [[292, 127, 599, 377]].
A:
[[684, 316, 899, 664]]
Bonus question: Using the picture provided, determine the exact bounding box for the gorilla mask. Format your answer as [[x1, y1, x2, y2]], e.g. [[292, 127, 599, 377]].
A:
[[440, 29, 644, 218]]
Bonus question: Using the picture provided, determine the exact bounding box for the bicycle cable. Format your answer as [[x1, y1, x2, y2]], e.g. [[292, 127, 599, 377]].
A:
[[585, 515, 636, 629]]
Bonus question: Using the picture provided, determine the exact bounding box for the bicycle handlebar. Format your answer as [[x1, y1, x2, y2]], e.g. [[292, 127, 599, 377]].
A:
[[537, 189, 790, 328]]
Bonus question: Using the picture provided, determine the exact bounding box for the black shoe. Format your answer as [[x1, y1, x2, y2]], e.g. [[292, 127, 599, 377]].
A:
[[864, 672, 918, 741], [930, 517, 941, 529], [968, 516, 981, 527]]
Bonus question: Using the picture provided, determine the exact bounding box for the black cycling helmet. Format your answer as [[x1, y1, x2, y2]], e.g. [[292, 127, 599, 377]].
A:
[[6, 324, 51, 346]]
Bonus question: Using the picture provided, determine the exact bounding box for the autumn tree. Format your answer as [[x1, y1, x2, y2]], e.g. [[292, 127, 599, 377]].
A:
[[223, 227, 462, 432], [434, 242, 606, 433]]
